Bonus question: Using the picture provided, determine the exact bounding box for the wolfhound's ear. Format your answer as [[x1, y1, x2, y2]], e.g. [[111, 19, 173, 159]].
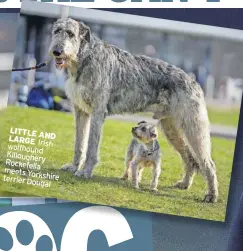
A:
[[79, 22, 91, 42]]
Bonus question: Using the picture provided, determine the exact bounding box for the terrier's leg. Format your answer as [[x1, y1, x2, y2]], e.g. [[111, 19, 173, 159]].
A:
[[121, 166, 130, 180], [121, 147, 133, 180], [150, 162, 161, 192], [138, 166, 145, 183], [131, 160, 140, 189]]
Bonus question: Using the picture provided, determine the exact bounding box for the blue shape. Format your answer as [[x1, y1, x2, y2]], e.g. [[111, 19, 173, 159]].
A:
[[45, 198, 57, 204], [36, 235, 53, 251], [88, 230, 110, 250], [111, 0, 126, 2], [0, 203, 152, 251], [26, 85, 54, 110], [0, 198, 12, 206], [87, 209, 152, 251], [0, 227, 13, 250], [16, 220, 34, 246]]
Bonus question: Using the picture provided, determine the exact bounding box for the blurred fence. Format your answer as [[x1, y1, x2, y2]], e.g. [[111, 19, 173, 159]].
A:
[[1, 2, 243, 109]]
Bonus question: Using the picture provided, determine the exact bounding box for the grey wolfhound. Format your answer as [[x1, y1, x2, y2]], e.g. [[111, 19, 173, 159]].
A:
[[49, 17, 218, 203]]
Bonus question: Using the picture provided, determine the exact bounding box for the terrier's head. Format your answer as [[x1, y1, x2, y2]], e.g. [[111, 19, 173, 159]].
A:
[[131, 121, 158, 144]]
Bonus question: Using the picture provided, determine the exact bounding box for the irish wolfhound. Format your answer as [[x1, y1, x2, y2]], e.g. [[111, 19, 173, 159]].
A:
[[49, 17, 218, 203], [122, 121, 162, 191]]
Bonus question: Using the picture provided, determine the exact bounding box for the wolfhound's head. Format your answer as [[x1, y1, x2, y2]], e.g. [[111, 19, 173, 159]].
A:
[[49, 17, 90, 70]]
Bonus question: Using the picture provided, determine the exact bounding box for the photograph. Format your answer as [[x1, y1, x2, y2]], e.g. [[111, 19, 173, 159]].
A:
[[0, 1, 242, 221]]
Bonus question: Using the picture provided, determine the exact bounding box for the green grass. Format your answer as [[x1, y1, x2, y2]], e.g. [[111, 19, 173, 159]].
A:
[[138, 106, 240, 128], [0, 107, 236, 221], [207, 107, 240, 127]]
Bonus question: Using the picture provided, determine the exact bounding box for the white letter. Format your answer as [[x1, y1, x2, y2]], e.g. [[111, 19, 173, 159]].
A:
[[60, 206, 133, 251]]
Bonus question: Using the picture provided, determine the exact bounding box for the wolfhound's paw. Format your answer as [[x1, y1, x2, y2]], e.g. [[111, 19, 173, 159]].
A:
[[203, 194, 218, 203], [75, 169, 93, 179], [61, 164, 78, 173], [174, 180, 190, 190]]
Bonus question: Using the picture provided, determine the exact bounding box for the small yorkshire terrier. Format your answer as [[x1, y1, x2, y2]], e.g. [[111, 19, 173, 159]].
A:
[[121, 121, 162, 191]]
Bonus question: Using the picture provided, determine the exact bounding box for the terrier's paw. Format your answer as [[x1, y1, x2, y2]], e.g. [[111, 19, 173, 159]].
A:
[[75, 169, 93, 179], [203, 194, 218, 203], [120, 173, 128, 180], [132, 185, 140, 190], [150, 187, 158, 192], [61, 164, 78, 173], [175, 180, 190, 190]]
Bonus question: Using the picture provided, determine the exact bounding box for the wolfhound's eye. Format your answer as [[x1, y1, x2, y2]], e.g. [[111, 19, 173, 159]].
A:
[[66, 30, 75, 38], [54, 29, 61, 35]]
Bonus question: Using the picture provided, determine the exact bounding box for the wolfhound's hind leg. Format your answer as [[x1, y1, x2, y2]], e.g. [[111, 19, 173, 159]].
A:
[[159, 118, 199, 190], [182, 103, 218, 203]]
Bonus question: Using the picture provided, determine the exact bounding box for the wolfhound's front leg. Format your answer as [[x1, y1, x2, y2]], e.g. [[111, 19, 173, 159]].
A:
[[75, 109, 105, 178], [61, 106, 91, 173]]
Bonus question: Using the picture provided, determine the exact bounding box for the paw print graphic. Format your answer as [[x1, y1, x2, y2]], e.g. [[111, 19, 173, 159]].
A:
[[0, 211, 57, 251], [0, 206, 134, 251]]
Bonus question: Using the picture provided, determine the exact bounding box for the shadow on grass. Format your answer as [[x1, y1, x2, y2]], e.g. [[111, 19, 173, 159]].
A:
[[75, 174, 202, 203], [0, 163, 203, 203]]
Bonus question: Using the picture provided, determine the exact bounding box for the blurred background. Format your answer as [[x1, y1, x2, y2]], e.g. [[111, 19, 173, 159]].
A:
[[0, 13, 18, 109], [0, 2, 243, 134]]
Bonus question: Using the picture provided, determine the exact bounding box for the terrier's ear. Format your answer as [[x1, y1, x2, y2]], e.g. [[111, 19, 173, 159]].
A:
[[151, 132, 158, 139], [150, 126, 158, 138], [137, 121, 147, 125], [79, 22, 91, 42], [150, 125, 156, 131]]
